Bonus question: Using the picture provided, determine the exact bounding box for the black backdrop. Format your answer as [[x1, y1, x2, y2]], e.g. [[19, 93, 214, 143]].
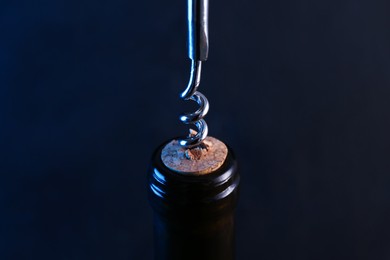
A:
[[1, 0, 390, 259]]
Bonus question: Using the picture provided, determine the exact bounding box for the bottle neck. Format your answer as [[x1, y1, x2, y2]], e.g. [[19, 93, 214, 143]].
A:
[[148, 140, 240, 260], [148, 141, 240, 219]]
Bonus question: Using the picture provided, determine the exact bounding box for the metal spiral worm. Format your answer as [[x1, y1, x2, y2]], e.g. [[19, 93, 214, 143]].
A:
[[179, 60, 209, 148], [178, 0, 210, 148]]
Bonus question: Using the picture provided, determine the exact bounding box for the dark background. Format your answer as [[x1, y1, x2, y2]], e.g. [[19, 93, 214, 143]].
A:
[[1, 0, 390, 259]]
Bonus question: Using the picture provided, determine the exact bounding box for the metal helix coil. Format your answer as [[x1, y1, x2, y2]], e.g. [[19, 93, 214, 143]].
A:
[[178, 60, 209, 148]]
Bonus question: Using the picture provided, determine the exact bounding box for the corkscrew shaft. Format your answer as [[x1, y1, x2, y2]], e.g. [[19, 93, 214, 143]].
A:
[[179, 0, 210, 149], [188, 0, 209, 61]]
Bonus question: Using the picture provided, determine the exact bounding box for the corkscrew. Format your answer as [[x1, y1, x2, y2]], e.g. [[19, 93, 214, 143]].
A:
[[178, 0, 210, 148], [149, 1, 239, 257]]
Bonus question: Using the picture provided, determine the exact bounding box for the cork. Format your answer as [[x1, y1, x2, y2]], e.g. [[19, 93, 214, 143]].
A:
[[161, 136, 228, 175]]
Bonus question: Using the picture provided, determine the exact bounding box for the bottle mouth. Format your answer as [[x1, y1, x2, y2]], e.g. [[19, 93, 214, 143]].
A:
[[148, 140, 240, 218]]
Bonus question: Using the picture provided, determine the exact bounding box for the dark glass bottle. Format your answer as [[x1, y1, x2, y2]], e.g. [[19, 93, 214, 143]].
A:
[[148, 141, 240, 260]]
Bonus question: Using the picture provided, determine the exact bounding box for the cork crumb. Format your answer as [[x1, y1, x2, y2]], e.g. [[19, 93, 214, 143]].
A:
[[184, 130, 213, 161], [189, 129, 197, 137], [184, 139, 213, 161], [185, 148, 201, 160]]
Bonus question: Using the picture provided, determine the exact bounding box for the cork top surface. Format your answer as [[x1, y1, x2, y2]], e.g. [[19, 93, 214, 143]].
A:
[[161, 136, 228, 175]]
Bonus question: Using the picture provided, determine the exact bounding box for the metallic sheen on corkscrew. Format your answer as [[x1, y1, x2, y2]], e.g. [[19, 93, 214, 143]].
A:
[[179, 0, 210, 148], [148, 2, 239, 258]]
